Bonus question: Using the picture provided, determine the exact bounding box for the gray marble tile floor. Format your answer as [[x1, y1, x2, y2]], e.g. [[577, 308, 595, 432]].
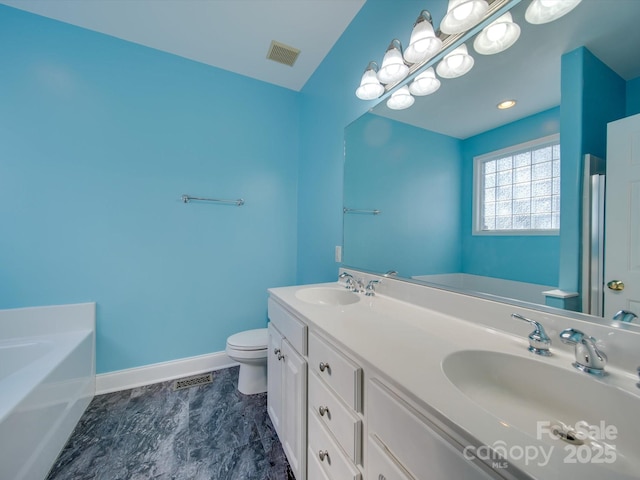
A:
[[46, 366, 294, 480]]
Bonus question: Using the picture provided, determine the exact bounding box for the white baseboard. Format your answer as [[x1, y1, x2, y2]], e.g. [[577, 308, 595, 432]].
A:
[[95, 351, 238, 395]]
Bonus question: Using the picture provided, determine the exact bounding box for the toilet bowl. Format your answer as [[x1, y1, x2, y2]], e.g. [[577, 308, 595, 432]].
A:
[[226, 328, 268, 395]]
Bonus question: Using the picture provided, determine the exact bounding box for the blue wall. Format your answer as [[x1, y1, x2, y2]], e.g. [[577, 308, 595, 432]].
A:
[[343, 114, 462, 277], [460, 107, 561, 286], [0, 6, 299, 373], [297, 0, 450, 284], [558, 47, 626, 297], [5, 2, 635, 374], [627, 76, 640, 116]]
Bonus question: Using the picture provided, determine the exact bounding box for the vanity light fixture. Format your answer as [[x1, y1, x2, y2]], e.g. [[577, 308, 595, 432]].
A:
[[440, 0, 489, 35], [356, 61, 385, 100], [436, 43, 474, 79], [473, 12, 521, 55], [497, 99, 517, 109], [525, 0, 583, 25], [409, 67, 441, 96], [403, 10, 443, 65], [377, 39, 409, 84], [387, 85, 415, 110]]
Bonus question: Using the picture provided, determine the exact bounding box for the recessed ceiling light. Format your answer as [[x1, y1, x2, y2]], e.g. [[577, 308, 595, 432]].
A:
[[497, 99, 516, 109]]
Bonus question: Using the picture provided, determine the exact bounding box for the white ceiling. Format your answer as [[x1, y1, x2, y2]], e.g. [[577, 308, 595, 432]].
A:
[[373, 0, 640, 139], [0, 0, 365, 92]]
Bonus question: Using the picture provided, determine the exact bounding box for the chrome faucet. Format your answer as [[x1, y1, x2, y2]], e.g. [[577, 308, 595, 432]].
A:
[[338, 272, 364, 293], [613, 310, 638, 323], [339, 272, 355, 291], [559, 328, 608, 376], [365, 279, 381, 296], [511, 313, 551, 356], [353, 278, 365, 293]]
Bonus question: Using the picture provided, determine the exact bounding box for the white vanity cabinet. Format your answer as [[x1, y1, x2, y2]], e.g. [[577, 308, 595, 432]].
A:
[[267, 299, 308, 480], [267, 289, 503, 480]]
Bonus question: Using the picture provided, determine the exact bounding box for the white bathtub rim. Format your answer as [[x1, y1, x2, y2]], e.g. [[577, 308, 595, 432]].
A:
[[0, 329, 93, 424], [0, 302, 95, 340], [96, 350, 237, 395]]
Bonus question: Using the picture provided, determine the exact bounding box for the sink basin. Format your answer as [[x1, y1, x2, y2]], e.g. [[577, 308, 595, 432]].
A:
[[442, 350, 640, 476], [295, 287, 360, 306]]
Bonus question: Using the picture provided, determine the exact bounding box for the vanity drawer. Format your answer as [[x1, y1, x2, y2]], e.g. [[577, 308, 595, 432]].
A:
[[309, 371, 362, 464], [308, 442, 332, 480], [368, 379, 493, 480], [366, 435, 413, 480], [308, 331, 362, 411], [308, 409, 361, 480], [268, 297, 307, 354]]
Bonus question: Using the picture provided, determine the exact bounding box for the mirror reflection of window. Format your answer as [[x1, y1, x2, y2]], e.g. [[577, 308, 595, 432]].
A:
[[474, 134, 560, 235]]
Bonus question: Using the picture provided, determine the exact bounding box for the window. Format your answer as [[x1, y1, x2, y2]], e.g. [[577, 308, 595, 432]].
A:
[[474, 134, 560, 235]]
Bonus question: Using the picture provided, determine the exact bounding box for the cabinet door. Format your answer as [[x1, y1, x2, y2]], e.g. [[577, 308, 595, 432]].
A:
[[368, 379, 494, 480], [267, 323, 283, 436], [282, 339, 307, 480]]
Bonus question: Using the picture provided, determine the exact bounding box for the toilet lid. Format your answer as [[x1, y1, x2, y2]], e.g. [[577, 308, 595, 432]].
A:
[[227, 328, 268, 351]]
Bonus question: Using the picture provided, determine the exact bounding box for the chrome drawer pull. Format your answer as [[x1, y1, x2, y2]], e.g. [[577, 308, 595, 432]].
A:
[[319, 362, 330, 372], [318, 450, 329, 461], [273, 348, 281, 356], [318, 405, 329, 416], [277, 353, 284, 361]]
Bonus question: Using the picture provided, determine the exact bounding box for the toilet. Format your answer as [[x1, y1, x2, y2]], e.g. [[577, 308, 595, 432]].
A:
[[226, 328, 268, 395]]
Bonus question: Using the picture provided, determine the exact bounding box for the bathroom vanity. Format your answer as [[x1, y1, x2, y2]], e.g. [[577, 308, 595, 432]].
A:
[[267, 269, 640, 480]]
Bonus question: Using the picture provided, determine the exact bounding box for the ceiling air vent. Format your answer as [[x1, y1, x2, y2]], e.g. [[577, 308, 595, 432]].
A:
[[267, 40, 300, 67]]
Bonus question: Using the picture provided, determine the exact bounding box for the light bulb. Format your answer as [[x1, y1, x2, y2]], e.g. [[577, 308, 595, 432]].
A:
[[473, 12, 521, 55], [453, 2, 473, 21], [378, 39, 409, 84], [355, 62, 384, 100], [436, 44, 474, 78], [440, 0, 489, 35], [487, 22, 508, 42], [525, 0, 583, 24], [497, 99, 517, 109], [387, 86, 415, 110], [404, 11, 443, 65], [409, 67, 441, 96]]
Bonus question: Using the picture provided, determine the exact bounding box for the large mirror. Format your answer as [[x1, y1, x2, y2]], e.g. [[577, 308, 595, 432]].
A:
[[343, 0, 640, 327]]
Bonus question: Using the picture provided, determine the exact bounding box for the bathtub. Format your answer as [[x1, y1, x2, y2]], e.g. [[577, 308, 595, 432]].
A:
[[0, 303, 95, 480], [412, 273, 556, 305]]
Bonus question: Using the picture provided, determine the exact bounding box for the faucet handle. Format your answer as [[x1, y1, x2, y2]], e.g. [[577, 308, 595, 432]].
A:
[[559, 328, 608, 376], [339, 272, 354, 290], [353, 278, 365, 293], [511, 313, 551, 356], [558, 328, 584, 345], [613, 310, 638, 323], [365, 279, 381, 296]]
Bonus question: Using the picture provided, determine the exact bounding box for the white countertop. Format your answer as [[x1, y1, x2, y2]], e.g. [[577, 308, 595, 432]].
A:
[[268, 281, 640, 480]]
